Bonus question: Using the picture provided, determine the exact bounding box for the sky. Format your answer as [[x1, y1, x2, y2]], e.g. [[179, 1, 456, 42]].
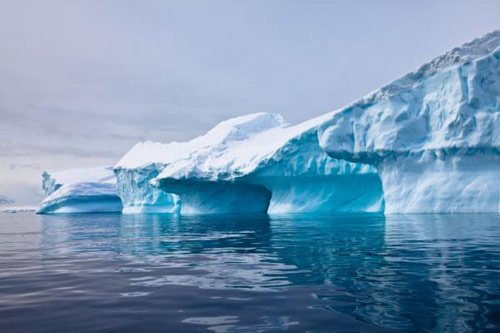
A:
[[0, 0, 499, 204]]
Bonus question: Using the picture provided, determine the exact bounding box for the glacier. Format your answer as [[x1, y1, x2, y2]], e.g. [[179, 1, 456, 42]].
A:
[[318, 30, 500, 213], [38, 166, 122, 214]]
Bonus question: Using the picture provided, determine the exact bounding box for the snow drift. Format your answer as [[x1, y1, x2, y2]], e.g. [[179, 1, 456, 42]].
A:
[[38, 166, 122, 214], [318, 30, 500, 213]]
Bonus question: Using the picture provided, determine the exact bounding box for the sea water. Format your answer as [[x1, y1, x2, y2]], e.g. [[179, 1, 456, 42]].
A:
[[0, 212, 499, 332]]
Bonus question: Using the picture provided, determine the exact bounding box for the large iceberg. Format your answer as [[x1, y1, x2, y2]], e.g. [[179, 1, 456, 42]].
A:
[[318, 30, 500, 213], [38, 166, 122, 214], [38, 30, 499, 215], [138, 113, 383, 214]]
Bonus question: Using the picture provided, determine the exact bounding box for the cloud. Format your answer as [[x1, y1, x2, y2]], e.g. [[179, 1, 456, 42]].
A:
[[0, 194, 15, 205]]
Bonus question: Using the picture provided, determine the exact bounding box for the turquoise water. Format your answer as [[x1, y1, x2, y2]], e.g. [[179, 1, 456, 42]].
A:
[[0, 212, 499, 332]]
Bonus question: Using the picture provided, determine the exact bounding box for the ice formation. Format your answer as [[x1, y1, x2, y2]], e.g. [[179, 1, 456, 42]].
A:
[[38, 166, 122, 214], [318, 30, 500, 213], [114, 113, 284, 213], [38, 30, 499, 215], [140, 113, 383, 214], [114, 163, 178, 214]]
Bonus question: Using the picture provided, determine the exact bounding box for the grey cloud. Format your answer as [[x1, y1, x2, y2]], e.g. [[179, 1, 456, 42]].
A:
[[0, 194, 15, 205], [1, 142, 120, 159], [8, 163, 41, 170]]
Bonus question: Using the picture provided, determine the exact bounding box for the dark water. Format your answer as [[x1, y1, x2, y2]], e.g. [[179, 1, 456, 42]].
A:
[[0, 212, 499, 332]]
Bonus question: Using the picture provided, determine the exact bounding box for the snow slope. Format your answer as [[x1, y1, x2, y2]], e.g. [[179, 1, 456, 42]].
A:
[[318, 30, 500, 213], [145, 113, 382, 214], [38, 166, 122, 214]]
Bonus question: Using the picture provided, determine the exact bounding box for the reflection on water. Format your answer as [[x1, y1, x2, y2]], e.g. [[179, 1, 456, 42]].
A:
[[0, 212, 499, 332]]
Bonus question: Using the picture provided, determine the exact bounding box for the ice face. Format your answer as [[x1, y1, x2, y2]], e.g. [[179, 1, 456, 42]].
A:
[[114, 164, 179, 214], [318, 30, 500, 213], [38, 166, 122, 214]]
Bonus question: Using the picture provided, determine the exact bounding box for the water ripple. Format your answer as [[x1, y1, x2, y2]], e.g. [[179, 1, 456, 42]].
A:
[[0, 212, 498, 332]]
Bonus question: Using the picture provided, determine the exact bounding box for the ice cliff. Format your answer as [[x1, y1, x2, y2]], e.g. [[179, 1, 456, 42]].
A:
[[38, 166, 122, 214], [139, 113, 383, 214], [318, 30, 500, 213]]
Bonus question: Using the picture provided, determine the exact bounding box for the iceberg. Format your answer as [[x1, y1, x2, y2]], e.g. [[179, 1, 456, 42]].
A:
[[39, 30, 498, 215], [142, 113, 383, 214], [318, 31, 500, 213], [38, 166, 122, 214]]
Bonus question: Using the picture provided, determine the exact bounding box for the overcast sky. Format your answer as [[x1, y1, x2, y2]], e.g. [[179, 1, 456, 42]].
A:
[[0, 0, 499, 204]]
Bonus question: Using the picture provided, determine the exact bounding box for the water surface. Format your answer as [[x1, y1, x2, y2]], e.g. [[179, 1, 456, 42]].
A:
[[0, 212, 499, 332]]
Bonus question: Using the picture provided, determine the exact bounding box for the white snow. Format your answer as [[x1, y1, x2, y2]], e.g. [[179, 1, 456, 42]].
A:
[[116, 113, 286, 170]]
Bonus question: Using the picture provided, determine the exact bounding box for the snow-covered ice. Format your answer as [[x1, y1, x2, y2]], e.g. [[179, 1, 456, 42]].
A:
[[38, 166, 122, 214], [139, 113, 383, 214], [318, 30, 500, 213]]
